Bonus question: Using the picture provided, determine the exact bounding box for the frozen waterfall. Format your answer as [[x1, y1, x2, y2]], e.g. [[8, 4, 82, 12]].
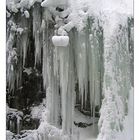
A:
[[6, 0, 133, 140]]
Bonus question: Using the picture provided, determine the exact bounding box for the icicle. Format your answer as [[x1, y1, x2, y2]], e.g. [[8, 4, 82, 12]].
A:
[[55, 30, 76, 136], [74, 31, 88, 109], [6, 22, 16, 93], [6, 33, 21, 93], [16, 15, 30, 89], [42, 6, 75, 136], [42, 19, 60, 126], [127, 17, 134, 87], [21, 30, 29, 67], [73, 18, 103, 116], [17, 116, 20, 134], [41, 0, 69, 8], [87, 19, 103, 118], [33, 3, 42, 66]]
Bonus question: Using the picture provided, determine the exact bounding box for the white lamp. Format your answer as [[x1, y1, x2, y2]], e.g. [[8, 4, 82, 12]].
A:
[[52, 36, 69, 47]]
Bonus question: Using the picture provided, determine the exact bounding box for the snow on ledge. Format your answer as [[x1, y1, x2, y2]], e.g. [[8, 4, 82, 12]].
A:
[[41, 0, 69, 7], [52, 36, 69, 47]]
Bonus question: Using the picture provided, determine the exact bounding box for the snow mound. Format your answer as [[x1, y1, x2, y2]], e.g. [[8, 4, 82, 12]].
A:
[[52, 36, 69, 47]]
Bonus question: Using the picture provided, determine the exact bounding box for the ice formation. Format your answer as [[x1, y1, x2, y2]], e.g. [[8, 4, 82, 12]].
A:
[[6, 0, 133, 140]]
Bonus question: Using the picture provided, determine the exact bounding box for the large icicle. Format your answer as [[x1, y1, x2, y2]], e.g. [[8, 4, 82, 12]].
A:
[[58, 31, 75, 135], [6, 25, 17, 93], [33, 3, 43, 66], [19, 16, 30, 67], [74, 30, 88, 109], [42, 5, 75, 138], [42, 18, 60, 126]]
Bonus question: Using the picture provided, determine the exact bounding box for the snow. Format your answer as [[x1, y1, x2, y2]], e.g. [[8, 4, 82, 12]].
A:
[[78, 126, 98, 140], [52, 36, 69, 47], [29, 0, 42, 7], [33, 3, 42, 65], [7, 105, 23, 134], [7, 105, 23, 117], [6, 0, 42, 13], [6, 0, 19, 13], [41, 0, 69, 7], [74, 109, 93, 124], [23, 67, 32, 75], [6, 130, 14, 140], [31, 100, 46, 119], [73, 109, 98, 140], [17, 27, 24, 35], [24, 10, 30, 18]]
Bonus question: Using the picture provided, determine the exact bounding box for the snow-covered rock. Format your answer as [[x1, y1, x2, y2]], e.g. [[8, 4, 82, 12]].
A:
[[17, 27, 24, 35]]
